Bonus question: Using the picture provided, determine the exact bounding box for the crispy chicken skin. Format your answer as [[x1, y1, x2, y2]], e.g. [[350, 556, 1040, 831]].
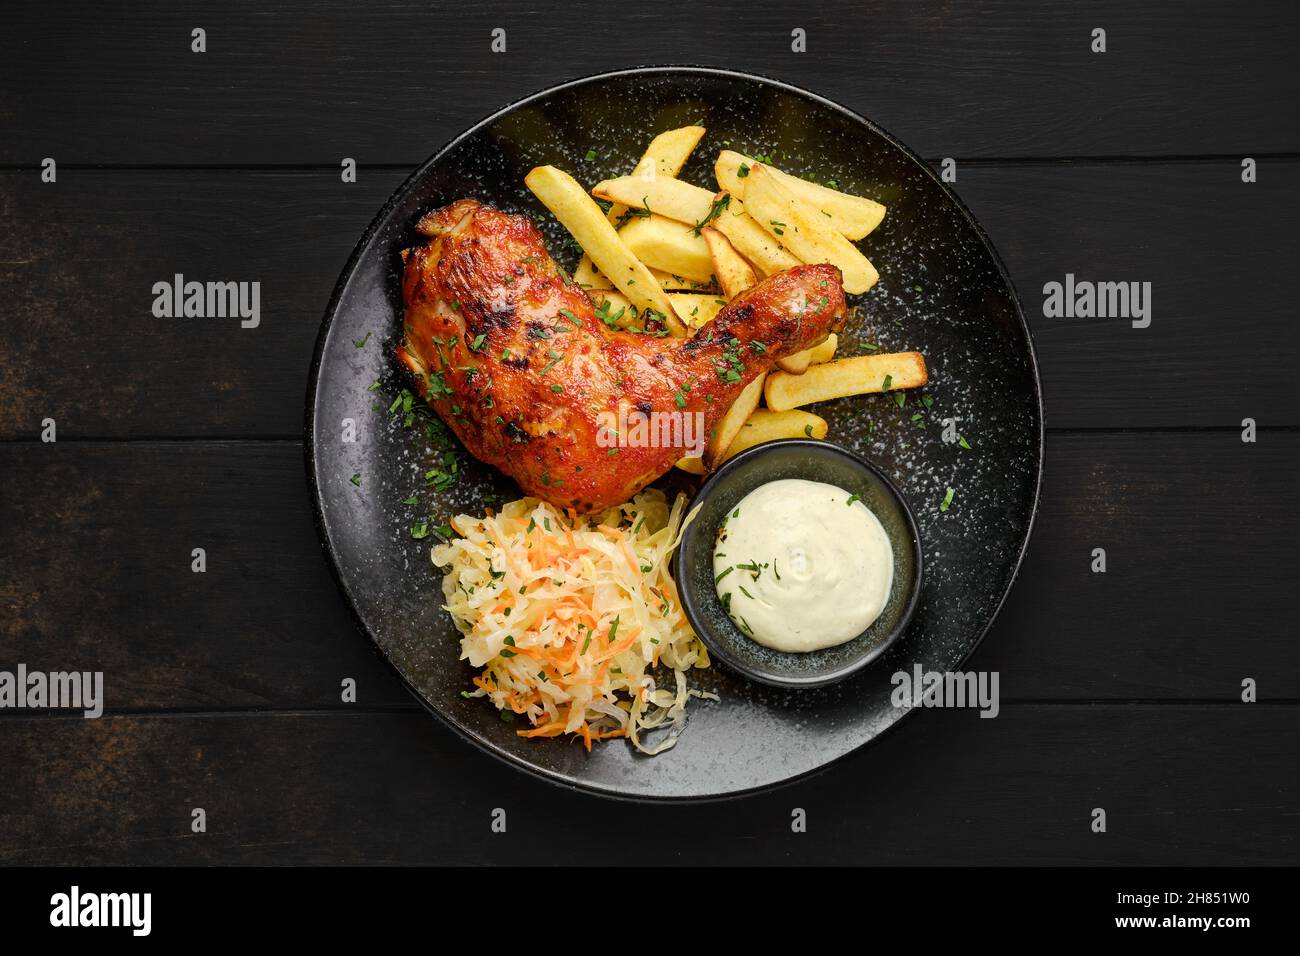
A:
[[397, 199, 846, 512]]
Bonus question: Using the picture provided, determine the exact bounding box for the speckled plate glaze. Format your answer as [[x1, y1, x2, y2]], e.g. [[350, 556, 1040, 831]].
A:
[[306, 67, 1043, 801]]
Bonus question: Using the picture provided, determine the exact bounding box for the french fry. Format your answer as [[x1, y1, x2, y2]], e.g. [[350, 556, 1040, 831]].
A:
[[775, 332, 834, 376], [712, 195, 802, 277], [674, 455, 706, 475], [764, 352, 927, 411], [579, 259, 712, 292], [776, 347, 814, 375], [592, 175, 717, 229], [745, 165, 879, 294], [706, 374, 765, 469], [668, 293, 728, 329], [586, 289, 637, 329], [649, 267, 715, 291], [720, 409, 828, 463], [525, 165, 685, 335], [715, 150, 886, 239], [575, 126, 706, 283], [702, 227, 756, 299], [572, 256, 612, 290], [808, 333, 838, 365], [617, 214, 715, 284]]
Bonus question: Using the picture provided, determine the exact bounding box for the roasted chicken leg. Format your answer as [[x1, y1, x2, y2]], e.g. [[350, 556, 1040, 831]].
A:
[[397, 199, 845, 511]]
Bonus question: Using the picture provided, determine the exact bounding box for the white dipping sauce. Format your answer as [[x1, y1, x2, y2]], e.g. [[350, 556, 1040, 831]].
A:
[[712, 478, 894, 653]]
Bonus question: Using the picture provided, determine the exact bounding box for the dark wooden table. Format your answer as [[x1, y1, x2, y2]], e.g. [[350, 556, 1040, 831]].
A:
[[2, 1, 1296, 865]]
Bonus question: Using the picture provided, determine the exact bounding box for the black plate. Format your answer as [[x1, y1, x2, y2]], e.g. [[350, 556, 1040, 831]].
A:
[[306, 67, 1043, 800]]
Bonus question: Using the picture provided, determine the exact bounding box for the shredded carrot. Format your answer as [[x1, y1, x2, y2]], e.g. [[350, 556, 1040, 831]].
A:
[[432, 490, 712, 755]]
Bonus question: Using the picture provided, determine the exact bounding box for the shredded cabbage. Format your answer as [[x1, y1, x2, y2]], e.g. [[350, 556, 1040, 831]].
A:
[[431, 489, 716, 754]]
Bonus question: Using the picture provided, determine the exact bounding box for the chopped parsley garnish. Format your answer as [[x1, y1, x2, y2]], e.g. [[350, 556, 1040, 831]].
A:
[[469, 333, 487, 352], [846, 493, 862, 507], [737, 163, 750, 178], [692, 193, 732, 236], [584, 148, 596, 161], [350, 473, 361, 487], [352, 331, 371, 348], [940, 486, 955, 513], [804, 424, 813, 436], [958, 435, 973, 450], [881, 374, 893, 391], [402, 494, 418, 506], [410, 521, 430, 540]]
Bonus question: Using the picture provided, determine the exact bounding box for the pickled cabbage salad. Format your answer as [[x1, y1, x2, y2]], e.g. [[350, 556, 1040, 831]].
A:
[[431, 489, 715, 755]]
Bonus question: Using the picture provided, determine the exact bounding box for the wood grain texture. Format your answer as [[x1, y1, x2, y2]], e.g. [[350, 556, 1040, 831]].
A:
[[0, 706, 1292, 865], [1, 433, 1294, 710], [4, 2, 1297, 164], [2, 162, 1297, 438]]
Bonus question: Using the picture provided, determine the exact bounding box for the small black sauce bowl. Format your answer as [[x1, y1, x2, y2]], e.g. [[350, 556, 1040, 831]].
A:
[[675, 439, 923, 689]]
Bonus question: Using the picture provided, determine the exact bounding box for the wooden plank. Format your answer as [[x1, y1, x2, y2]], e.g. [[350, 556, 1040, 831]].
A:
[[4, 2, 1297, 164], [0, 441, 415, 710], [3, 161, 1298, 438], [0, 433, 1294, 708], [0, 706, 1292, 864], [955, 160, 1300, 428]]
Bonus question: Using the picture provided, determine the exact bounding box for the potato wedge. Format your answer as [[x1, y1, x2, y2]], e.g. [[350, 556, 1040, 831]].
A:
[[576, 126, 706, 283], [674, 454, 707, 475], [764, 352, 927, 411], [745, 165, 879, 294], [720, 409, 828, 463], [808, 333, 838, 365], [701, 227, 756, 299], [715, 150, 886, 239], [617, 214, 715, 284], [525, 165, 684, 335], [668, 292, 728, 329], [706, 374, 765, 469]]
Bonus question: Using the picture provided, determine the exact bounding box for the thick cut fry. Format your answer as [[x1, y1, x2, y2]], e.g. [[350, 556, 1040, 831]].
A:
[[617, 214, 715, 284], [808, 333, 838, 365], [776, 333, 832, 375], [702, 227, 756, 299], [525, 165, 684, 335], [649, 267, 715, 291], [764, 352, 928, 411], [776, 347, 814, 375], [745, 166, 879, 295], [586, 290, 637, 329], [705, 374, 765, 469], [713, 195, 802, 277], [572, 256, 613, 290], [668, 293, 728, 328], [721, 409, 828, 463], [575, 126, 706, 282], [715, 150, 886, 239], [593, 175, 717, 229], [674, 455, 706, 475], [579, 258, 711, 292]]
